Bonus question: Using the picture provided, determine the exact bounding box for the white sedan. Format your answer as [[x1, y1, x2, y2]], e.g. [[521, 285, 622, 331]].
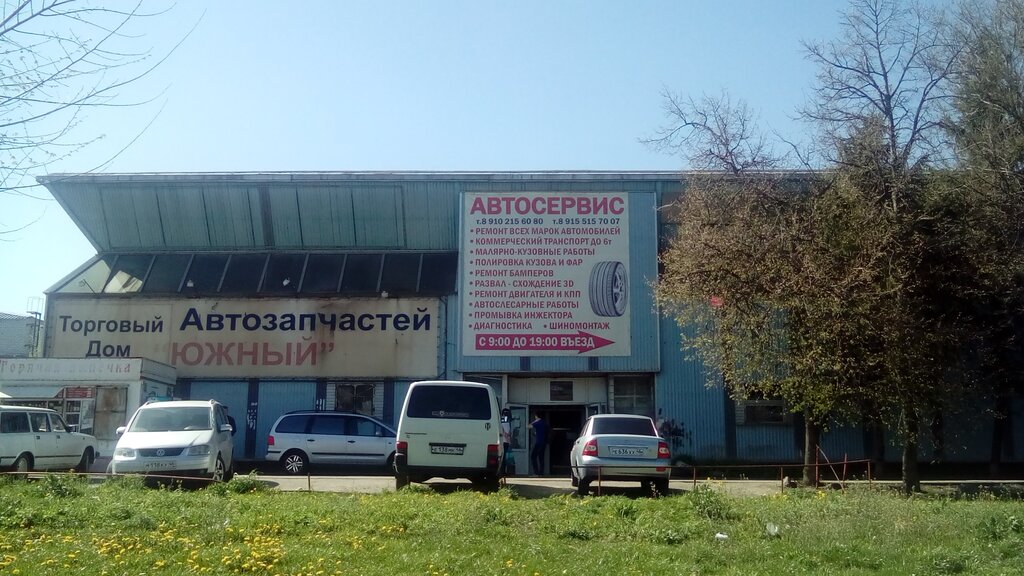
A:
[[569, 414, 671, 496]]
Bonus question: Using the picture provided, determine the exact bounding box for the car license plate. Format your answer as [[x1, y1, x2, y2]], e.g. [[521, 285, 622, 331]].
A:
[[430, 444, 465, 455], [610, 446, 645, 457], [144, 461, 175, 470]]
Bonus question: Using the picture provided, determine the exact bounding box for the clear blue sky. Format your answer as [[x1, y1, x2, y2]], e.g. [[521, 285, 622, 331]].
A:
[[0, 1, 843, 315]]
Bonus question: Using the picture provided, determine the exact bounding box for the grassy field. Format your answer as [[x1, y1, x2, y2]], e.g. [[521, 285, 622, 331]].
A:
[[0, 473, 1022, 576]]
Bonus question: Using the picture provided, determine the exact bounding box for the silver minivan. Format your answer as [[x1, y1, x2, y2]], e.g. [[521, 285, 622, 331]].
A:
[[266, 411, 397, 475], [394, 380, 503, 491], [0, 405, 98, 473], [110, 399, 235, 481]]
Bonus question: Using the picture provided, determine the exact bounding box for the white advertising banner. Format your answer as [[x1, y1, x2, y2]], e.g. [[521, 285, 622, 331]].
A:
[[48, 298, 439, 378], [462, 191, 631, 356]]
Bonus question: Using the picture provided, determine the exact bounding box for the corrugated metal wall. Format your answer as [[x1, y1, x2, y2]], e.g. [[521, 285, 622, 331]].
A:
[[188, 380, 249, 464], [254, 381, 316, 460], [655, 315, 730, 461]]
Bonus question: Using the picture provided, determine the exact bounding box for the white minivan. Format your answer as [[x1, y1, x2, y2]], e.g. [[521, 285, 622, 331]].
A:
[[394, 380, 503, 491], [0, 405, 99, 474]]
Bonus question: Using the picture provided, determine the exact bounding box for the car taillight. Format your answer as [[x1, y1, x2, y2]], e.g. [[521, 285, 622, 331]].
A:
[[397, 441, 408, 455], [487, 443, 499, 467], [582, 439, 598, 456], [658, 441, 670, 458], [267, 435, 275, 446]]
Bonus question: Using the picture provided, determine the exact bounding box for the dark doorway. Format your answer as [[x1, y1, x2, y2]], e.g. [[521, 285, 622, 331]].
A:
[[530, 405, 585, 476]]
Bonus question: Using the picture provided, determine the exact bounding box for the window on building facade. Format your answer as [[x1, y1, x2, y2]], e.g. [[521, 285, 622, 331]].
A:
[[380, 253, 421, 294], [301, 254, 345, 293], [262, 254, 306, 295], [52, 251, 458, 296], [57, 256, 115, 294], [183, 254, 229, 293], [142, 254, 191, 292], [339, 254, 382, 294], [419, 253, 458, 293], [612, 375, 654, 417], [221, 254, 268, 293], [735, 397, 790, 425], [103, 254, 153, 293], [335, 383, 376, 415]]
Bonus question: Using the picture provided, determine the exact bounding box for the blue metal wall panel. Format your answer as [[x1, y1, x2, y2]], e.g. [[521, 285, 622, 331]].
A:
[[820, 424, 867, 461], [736, 426, 799, 462], [254, 381, 316, 461], [159, 186, 210, 248], [129, 186, 166, 248], [296, 185, 357, 247], [265, 186, 303, 248], [352, 186, 404, 247], [188, 380, 249, 464], [402, 182, 459, 250], [102, 187, 142, 249], [655, 315, 729, 461], [204, 185, 256, 248]]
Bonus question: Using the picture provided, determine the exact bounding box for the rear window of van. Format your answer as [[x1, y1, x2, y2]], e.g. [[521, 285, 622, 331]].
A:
[[406, 386, 492, 420]]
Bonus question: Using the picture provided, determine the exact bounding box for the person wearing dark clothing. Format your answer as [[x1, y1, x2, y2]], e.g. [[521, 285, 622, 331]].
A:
[[528, 413, 548, 476]]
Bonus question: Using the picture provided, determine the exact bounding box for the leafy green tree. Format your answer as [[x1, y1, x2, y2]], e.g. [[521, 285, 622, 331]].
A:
[[944, 0, 1024, 475]]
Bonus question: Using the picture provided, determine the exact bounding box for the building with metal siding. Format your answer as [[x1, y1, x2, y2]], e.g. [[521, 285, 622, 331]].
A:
[[15, 171, 1021, 472]]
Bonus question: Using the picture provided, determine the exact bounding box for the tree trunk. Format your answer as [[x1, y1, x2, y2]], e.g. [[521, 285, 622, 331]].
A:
[[990, 385, 1010, 478], [803, 416, 821, 486], [901, 408, 921, 494]]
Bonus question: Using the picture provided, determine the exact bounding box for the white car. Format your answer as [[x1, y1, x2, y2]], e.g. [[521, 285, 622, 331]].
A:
[[266, 411, 397, 475], [0, 405, 98, 473], [569, 414, 671, 496], [110, 399, 235, 481]]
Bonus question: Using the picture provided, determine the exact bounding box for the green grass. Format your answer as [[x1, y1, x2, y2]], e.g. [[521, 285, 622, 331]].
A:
[[0, 474, 1022, 575]]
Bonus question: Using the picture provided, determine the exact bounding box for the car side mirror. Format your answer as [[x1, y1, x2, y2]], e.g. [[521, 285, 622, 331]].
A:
[[115, 426, 126, 436], [220, 423, 234, 435]]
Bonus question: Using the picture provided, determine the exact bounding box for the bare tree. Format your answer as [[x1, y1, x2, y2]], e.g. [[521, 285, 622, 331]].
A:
[[0, 0, 182, 206], [802, 0, 957, 211]]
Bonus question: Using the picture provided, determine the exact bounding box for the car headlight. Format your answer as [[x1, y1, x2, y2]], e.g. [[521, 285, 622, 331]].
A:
[[114, 447, 137, 459], [186, 445, 211, 456]]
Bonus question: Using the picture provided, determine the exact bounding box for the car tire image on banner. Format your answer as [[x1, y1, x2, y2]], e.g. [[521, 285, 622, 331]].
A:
[[589, 261, 628, 317]]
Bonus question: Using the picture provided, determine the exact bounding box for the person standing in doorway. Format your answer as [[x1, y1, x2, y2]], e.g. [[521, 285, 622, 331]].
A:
[[528, 412, 548, 476], [500, 408, 513, 476]]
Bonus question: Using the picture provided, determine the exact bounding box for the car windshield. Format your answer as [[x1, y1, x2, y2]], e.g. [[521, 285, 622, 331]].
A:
[[129, 407, 211, 432], [591, 417, 657, 436]]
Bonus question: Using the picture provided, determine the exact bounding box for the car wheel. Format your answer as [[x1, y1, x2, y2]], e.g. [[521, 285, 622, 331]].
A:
[[12, 454, 31, 477], [589, 261, 628, 317], [211, 456, 227, 482], [576, 477, 591, 496], [395, 473, 409, 490], [74, 448, 94, 473], [385, 452, 395, 468], [224, 462, 235, 482], [653, 478, 670, 496], [281, 450, 308, 475], [569, 462, 579, 487]]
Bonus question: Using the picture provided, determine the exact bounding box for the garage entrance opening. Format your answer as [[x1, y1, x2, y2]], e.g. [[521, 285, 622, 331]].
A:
[[530, 405, 585, 476]]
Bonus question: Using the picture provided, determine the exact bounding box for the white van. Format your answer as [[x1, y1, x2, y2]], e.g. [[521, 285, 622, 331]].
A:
[[0, 405, 99, 474], [394, 380, 503, 491]]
